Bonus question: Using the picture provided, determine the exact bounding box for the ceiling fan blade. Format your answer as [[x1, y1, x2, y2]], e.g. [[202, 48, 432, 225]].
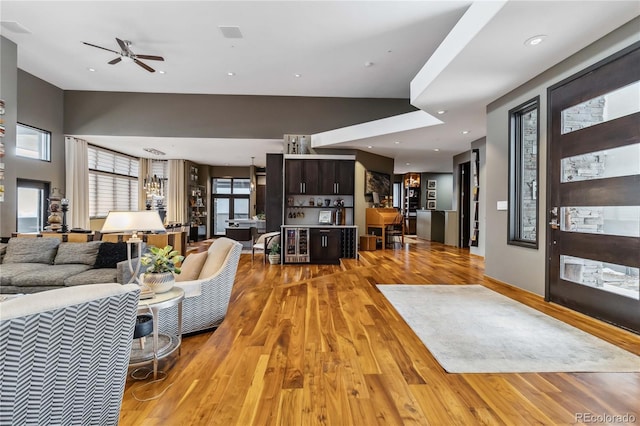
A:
[[83, 41, 120, 55], [135, 54, 164, 61], [134, 59, 155, 73], [116, 37, 128, 52], [108, 57, 122, 65]]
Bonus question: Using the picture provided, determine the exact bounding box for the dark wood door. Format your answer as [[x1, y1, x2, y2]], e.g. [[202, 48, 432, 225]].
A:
[[318, 160, 354, 195], [335, 160, 355, 195], [285, 160, 305, 194], [547, 44, 639, 333], [310, 228, 342, 264], [459, 162, 471, 248], [318, 160, 337, 194], [286, 159, 319, 195]]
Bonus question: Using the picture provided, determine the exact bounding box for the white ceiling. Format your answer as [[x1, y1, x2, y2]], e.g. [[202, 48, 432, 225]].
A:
[[2, 1, 639, 172]]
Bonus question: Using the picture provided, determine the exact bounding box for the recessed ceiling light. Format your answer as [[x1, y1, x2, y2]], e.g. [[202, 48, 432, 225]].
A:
[[462, 130, 470, 135], [394, 141, 401, 145], [367, 145, 373, 149], [364, 61, 374, 67], [294, 73, 301, 78], [525, 35, 547, 46], [87, 67, 96, 72], [158, 70, 166, 74], [405, 162, 411, 166], [437, 110, 447, 115], [434, 148, 440, 152], [227, 72, 235, 76]]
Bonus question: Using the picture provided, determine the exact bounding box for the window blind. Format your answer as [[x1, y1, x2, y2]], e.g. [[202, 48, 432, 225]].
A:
[[88, 146, 139, 218]]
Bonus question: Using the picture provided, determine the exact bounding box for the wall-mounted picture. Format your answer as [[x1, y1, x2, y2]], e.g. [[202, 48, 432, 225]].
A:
[[427, 180, 437, 189], [427, 200, 437, 210], [427, 190, 437, 199], [365, 170, 391, 196]]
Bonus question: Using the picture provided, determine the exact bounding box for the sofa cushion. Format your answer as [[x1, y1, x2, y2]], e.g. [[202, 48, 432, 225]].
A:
[[94, 242, 129, 269], [54, 241, 102, 266], [11, 264, 92, 287], [198, 238, 235, 279], [0, 263, 50, 285], [64, 268, 119, 286], [3, 238, 60, 264], [176, 251, 207, 282]]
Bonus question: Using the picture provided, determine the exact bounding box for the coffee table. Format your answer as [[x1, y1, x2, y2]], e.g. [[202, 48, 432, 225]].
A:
[[129, 287, 184, 379]]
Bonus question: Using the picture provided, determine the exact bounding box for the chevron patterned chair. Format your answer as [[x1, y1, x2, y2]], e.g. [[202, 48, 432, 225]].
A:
[[0, 283, 140, 426], [155, 237, 243, 335]]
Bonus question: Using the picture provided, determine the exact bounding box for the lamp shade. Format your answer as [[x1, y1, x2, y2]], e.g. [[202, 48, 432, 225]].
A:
[[100, 211, 166, 233]]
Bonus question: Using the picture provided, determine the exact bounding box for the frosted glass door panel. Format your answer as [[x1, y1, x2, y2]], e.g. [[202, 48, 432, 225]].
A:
[[561, 144, 639, 183], [561, 255, 639, 300], [561, 81, 640, 135], [560, 206, 640, 237]]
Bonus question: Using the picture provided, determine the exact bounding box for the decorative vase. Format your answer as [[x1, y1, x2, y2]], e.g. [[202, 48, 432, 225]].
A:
[[143, 272, 175, 294], [268, 253, 281, 265]]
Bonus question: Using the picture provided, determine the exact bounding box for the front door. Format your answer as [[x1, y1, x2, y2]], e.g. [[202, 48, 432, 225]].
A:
[[547, 43, 639, 333]]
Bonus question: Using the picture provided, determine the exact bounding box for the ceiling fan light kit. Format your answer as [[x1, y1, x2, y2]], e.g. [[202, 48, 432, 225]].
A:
[[83, 37, 164, 72]]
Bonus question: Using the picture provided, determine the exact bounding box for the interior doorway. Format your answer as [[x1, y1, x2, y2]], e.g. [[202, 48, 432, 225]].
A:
[[459, 162, 471, 248], [547, 43, 639, 333], [16, 179, 49, 233]]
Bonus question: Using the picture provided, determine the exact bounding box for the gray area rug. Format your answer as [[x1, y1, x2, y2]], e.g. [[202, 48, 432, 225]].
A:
[[377, 284, 640, 373]]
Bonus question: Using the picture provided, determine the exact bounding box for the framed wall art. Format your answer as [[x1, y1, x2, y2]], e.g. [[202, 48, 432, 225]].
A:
[[365, 170, 391, 196]]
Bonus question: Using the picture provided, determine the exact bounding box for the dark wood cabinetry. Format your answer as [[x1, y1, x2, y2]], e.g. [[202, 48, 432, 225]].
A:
[[285, 159, 319, 194], [310, 228, 342, 264], [319, 160, 355, 195], [266, 154, 284, 232]]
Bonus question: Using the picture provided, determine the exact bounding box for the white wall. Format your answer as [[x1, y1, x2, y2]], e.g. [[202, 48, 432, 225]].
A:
[[484, 17, 640, 296]]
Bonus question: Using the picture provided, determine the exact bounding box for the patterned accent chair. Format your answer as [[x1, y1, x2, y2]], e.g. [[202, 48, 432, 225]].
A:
[[0, 283, 140, 425], [155, 237, 243, 335]]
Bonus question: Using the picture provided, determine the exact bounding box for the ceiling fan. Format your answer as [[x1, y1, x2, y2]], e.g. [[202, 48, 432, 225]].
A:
[[82, 38, 164, 72]]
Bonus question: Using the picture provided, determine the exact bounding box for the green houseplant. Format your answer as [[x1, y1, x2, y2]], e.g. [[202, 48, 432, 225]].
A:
[[140, 245, 185, 293], [268, 242, 281, 265]]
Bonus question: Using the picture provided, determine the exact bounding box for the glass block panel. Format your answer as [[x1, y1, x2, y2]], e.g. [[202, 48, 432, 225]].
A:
[[561, 255, 639, 300], [560, 206, 640, 237], [561, 144, 639, 183], [561, 81, 640, 135]]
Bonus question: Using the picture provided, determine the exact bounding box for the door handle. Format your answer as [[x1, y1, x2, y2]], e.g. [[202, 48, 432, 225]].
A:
[[549, 206, 559, 229]]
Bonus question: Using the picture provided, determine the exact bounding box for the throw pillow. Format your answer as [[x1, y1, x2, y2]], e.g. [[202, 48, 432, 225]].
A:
[[175, 251, 208, 282], [198, 238, 235, 279], [94, 242, 129, 269], [3, 237, 60, 264], [54, 241, 102, 266]]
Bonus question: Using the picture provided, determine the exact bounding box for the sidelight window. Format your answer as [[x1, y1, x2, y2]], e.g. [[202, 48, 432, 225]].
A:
[[508, 97, 539, 248]]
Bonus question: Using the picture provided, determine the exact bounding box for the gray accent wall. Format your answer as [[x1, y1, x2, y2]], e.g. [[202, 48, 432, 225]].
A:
[[484, 17, 639, 296], [0, 37, 18, 238], [420, 173, 453, 211], [64, 91, 417, 138], [0, 60, 65, 238]]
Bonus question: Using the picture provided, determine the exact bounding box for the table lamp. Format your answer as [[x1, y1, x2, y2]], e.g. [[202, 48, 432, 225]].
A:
[[100, 210, 166, 284]]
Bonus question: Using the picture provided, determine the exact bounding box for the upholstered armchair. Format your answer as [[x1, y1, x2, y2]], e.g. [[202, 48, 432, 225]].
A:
[[156, 237, 243, 335], [0, 283, 140, 425]]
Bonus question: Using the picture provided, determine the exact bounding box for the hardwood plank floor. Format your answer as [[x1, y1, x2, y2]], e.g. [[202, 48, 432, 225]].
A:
[[120, 240, 640, 425]]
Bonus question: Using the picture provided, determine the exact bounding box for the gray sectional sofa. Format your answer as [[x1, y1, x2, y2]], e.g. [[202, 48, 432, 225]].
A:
[[0, 237, 135, 294]]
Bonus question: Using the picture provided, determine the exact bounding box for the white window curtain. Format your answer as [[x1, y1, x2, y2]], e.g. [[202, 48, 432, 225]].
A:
[[65, 137, 90, 229], [167, 159, 185, 224]]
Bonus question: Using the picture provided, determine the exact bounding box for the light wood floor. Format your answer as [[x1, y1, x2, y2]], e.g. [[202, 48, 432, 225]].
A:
[[120, 240, 640, 425]]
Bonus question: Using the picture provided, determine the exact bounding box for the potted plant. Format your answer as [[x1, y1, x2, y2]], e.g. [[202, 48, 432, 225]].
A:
[[268, 242, 281, 265], [140, 245, 185, 293]]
